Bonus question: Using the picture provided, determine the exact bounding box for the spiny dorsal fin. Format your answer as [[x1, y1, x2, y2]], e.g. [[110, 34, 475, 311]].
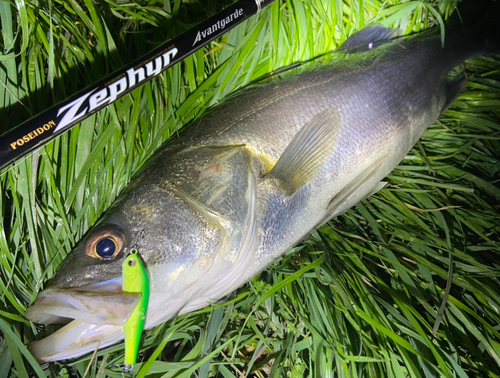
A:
[[339, 25, 401, 53], [265, 108, 341, 195]]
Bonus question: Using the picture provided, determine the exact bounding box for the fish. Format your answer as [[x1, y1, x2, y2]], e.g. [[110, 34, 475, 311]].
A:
[[25, 1, 500, 363]]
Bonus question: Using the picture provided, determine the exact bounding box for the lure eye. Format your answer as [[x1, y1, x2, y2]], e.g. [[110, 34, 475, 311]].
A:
[[85, 228, 125, 260]]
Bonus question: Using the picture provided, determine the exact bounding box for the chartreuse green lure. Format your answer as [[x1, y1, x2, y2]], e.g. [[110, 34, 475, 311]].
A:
[[122, 250, 149, 370]]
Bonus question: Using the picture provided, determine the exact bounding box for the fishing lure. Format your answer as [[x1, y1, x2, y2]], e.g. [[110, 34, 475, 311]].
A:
[[122, 249, 150, 370]]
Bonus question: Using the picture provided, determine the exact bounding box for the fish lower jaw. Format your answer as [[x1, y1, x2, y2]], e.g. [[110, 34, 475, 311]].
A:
[[28, 320, 124, 363]]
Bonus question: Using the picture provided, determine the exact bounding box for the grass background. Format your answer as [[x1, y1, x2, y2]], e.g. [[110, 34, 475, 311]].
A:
[[0, 0, 499, 376]]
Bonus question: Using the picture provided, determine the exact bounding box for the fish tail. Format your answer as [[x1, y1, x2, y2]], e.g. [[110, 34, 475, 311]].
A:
[[445, 0, 500, 59]]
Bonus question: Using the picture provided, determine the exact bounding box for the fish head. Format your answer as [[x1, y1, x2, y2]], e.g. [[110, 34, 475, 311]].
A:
[[25, 223, 139, 362], [25, 187, 158, 362]]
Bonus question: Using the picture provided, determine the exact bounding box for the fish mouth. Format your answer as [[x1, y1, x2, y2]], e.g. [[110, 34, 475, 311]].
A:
[[26, 278, 141, 362]]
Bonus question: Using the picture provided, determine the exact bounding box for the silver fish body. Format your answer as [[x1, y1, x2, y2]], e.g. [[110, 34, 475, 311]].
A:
[[26, 12, 499, 362]]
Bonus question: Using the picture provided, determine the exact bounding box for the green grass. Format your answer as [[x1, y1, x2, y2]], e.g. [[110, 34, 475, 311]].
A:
[[0, 0, 499, 377]]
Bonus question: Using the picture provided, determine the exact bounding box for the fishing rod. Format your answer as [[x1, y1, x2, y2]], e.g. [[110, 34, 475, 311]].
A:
[[0, 0, 275, 171]]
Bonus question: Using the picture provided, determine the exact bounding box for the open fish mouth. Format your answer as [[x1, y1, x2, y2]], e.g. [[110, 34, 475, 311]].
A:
[[26, 278, 141, 362]]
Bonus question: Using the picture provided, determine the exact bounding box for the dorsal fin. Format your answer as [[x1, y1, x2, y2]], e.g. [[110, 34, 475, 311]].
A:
[[338, 25, 401, 53]]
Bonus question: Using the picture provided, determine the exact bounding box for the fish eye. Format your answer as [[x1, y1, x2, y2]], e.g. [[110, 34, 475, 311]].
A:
[[96, 238, 116, 258], [85, 228, 125, 260]]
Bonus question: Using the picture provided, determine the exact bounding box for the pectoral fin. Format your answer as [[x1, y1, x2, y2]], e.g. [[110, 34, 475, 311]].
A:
[[265, 108, 341, 195]]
